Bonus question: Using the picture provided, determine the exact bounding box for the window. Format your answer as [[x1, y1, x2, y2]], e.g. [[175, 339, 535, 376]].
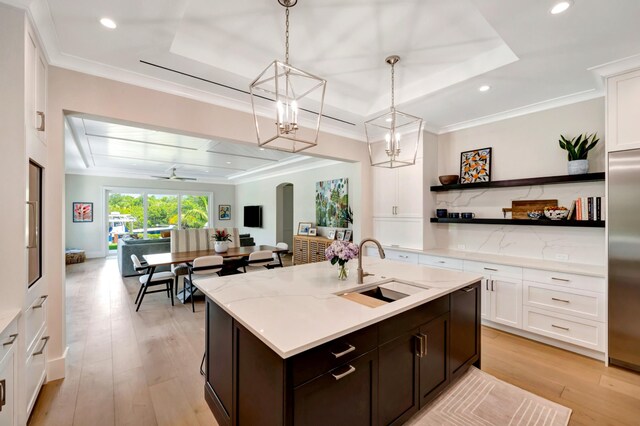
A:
[[180, 194, 209, 229], [147, 194, 178, 238]]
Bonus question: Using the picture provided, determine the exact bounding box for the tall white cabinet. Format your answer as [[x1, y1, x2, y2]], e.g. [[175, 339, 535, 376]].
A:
[[606, 68, 640, 152], [372, 156, 424, 249], [0, 5, 49, 424]]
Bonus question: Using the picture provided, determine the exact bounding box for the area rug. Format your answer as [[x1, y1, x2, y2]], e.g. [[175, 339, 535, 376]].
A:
[[406, 367, 571, 426]]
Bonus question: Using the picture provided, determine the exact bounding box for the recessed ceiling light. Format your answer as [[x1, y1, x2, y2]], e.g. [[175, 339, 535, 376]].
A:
[[100, 17, 117, 29], [478, 85, 491, 92], [226, 161, 231, 164], [259, 148, 265, 151], [550, 1, 573, 15]]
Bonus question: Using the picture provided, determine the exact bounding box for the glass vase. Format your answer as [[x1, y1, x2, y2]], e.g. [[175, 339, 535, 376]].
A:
[[337, 264, 349, 281]]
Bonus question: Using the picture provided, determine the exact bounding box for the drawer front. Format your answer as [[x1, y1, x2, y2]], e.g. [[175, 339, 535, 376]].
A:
[[522, 268, 605, 293], [523, 307, 605, 351], [290, 325, 377, 387], [418, 255, 463, 271], [523, 281, 605, 322], [464, 260, 522, 279], [26, 330, 48, 416], [0, 319, 18, 365], [384, 249, 419, 264], [379, 295, 449, 344], [25, 294, 47, 354]]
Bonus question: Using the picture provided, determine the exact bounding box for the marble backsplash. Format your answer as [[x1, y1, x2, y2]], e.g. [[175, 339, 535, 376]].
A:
[[432, 182, 606, 265]]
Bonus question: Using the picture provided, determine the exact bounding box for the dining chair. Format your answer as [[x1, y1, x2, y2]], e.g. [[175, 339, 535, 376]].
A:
[[269, 242, 289, 268], [184, 255, 224, 312], [243, 250, 275, 273], [131, 254, 175, 312]]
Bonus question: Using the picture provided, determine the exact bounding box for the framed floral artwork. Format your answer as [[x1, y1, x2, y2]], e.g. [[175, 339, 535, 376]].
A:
[[73, 202, 93, 222], [460, 147, 492, 184], [218, 205, 231, 220]]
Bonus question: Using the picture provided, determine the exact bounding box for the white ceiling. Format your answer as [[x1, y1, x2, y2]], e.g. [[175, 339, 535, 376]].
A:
[[7, 0, 640, 137], [65, 115, 335, 183]]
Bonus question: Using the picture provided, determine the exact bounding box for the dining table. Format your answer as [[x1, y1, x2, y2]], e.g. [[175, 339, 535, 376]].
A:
[[143, 245, 288, 303]]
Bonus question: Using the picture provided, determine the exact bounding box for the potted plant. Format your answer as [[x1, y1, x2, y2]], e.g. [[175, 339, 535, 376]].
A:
[[558, 133, 600, 175], [212, 229, 232, 253], [325, 240, 359, 280]]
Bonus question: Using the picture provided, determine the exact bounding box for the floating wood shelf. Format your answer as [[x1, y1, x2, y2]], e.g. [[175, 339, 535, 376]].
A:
[[430, 172, 605, 192], [430, 218, 605, 228]]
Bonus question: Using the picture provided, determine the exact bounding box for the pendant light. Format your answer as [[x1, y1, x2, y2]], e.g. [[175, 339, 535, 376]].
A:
[[249, 0, 327, 153], [365, 55, 423, 168]]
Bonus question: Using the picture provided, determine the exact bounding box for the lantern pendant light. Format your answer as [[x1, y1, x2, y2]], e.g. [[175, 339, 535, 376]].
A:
[[249, 0, 327, 153], [365, 55, 423, 168]]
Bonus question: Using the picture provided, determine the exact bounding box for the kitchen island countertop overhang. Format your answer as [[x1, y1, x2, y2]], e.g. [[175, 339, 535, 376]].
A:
[[193, 257, 484, 358]]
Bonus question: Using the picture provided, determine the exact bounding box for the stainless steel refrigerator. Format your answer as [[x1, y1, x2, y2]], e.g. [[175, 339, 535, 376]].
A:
[[609, 149, 640, 372]]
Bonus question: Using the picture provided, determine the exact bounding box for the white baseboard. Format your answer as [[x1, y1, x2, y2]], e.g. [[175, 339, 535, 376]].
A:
[[482, 320, 606, 362], [46, 346, 68, 381], [85, 250, 104, 259]]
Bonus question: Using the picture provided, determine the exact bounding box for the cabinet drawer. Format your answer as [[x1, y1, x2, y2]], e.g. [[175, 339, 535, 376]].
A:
[[464, 261, 522, 279], [522, 269, 605, 293], [523, 281, 605, 322], [25, 294, 47, 354], [0, 319, 18, 365], [384, 249, 419, 264], [418, 255, 463, 271], [379, 296, 449, 344], [26, 330, 48, 416], [523, 307, 605, 351], [290, 325, 377, 387]]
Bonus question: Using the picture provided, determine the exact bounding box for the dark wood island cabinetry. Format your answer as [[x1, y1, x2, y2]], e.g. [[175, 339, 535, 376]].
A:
[[204, 281, 481, 426]]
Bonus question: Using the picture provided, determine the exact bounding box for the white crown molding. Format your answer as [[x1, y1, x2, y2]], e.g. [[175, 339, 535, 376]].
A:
[[438, 89, 604, 135], [588, 53, 640, 77]]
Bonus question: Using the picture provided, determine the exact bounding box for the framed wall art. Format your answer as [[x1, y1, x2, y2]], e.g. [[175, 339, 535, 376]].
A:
[[219, 205, 231, 220], [308, 228, 317, 236], [460, 147, 492, 184], [73, 202, 94, 223], [315, 178, 349, 228]]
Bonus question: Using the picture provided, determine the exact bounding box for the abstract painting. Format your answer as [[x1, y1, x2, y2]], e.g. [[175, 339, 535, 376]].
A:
[[218, 205, 231, 220], [460, 148, 492, 184], [315, 178, 349, 227], [73, 202, 93, 222]]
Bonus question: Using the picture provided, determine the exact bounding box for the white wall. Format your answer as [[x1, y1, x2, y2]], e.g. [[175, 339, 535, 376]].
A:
[[65, 174, 235, 257], [235, 162, 361, 246], [434, 98, 606, 264]]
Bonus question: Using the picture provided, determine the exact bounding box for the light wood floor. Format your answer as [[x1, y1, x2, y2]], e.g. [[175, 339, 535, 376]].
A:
[[29, 257, 640, 425]]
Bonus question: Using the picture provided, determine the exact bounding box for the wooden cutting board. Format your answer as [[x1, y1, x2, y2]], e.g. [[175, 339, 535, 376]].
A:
[[511, 199, 558, 219]]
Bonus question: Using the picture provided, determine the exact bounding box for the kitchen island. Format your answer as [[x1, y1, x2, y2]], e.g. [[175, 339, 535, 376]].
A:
[[194, 256, 483, 426]]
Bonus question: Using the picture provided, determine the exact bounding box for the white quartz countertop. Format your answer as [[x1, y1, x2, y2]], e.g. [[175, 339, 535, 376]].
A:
[[0, 309, 20, 335], [194, 258, 483, 359], [382, 246, 605, 278]]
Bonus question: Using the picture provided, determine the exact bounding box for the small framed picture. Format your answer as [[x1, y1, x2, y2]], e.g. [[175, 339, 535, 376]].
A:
[[73, 202, 93, 222], [308, 228, 317, 236], [218, 205, 231, 220], [328, 230, 336, 240], [460, 147, 492, 184], [336, 230, 345, 241], [298, 222, 312, 235], [344, 230, 352, 241]]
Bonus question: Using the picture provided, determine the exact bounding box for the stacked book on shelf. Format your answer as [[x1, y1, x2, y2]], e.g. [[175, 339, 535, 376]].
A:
[[568, 197, 603, 221]]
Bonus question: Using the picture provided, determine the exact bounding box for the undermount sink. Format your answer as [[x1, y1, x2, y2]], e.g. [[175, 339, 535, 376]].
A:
[[338, 279, 430, 307]]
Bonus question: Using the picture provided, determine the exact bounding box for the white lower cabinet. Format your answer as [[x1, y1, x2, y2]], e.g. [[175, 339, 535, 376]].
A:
[[418, 255, 463, 271], [523, 306, 605, 352], [25, 329, 48, 417], [0, 318, 19, 426]]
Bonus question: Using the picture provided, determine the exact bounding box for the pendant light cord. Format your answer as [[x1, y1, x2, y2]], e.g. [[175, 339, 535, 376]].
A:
[[390, 60, 395, 111], [285, 7, 290, 65]]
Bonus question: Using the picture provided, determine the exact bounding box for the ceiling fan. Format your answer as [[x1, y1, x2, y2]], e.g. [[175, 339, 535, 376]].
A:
[[152, 167, 197, 181]]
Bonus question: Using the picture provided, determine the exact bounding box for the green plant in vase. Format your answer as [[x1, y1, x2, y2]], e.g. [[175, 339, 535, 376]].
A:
[[558, 133, 600, 175]]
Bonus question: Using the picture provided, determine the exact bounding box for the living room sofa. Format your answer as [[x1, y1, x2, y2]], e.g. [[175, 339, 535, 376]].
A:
[[117, 238, 171, 277]]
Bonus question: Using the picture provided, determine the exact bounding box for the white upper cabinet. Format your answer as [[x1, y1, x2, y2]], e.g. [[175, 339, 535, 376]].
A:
[[25, 25, 47, 149], [372, 157, 423, 218], [607, 68, 640, 152]]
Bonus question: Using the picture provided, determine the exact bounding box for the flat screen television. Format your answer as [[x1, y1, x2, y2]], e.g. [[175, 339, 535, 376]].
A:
[[244, 205, 263, 228]]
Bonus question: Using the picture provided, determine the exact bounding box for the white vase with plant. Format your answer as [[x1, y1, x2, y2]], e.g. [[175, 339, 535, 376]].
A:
[[212, 229, 232, 253], [558, 133, 600, 175]]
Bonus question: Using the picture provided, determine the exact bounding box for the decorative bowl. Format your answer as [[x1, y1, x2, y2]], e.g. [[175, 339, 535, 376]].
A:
[[527, 211, 543, 220], [544, 207, 569, 220], [439, 175, 459, 185]]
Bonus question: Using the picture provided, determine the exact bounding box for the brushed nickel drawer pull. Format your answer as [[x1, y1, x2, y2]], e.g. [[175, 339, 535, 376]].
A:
[[32, 295, 48, 309], [484, 267, 498, 271], [551, 277, 570, 282], [551, 297, 570, 303], [462, 287, 475, 293], [331, 344, 355, 359], [0, 379, 5, 411], [3, 334, 18, 347], [421, 333, 428, 356], [33, 335, 50, 356], [331, 365, 356, 381], [551, 324, 570, 331], [36, 111, 45, 131], [414, 335, 424, 358], [437, 261, 446, 264]]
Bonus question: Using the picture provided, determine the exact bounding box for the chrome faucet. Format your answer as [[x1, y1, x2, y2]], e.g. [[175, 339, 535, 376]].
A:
[[357, 238, 386, 284]]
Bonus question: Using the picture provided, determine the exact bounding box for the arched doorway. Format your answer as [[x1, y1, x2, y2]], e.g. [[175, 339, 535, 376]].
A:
[[276, 183, 294, 249]]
